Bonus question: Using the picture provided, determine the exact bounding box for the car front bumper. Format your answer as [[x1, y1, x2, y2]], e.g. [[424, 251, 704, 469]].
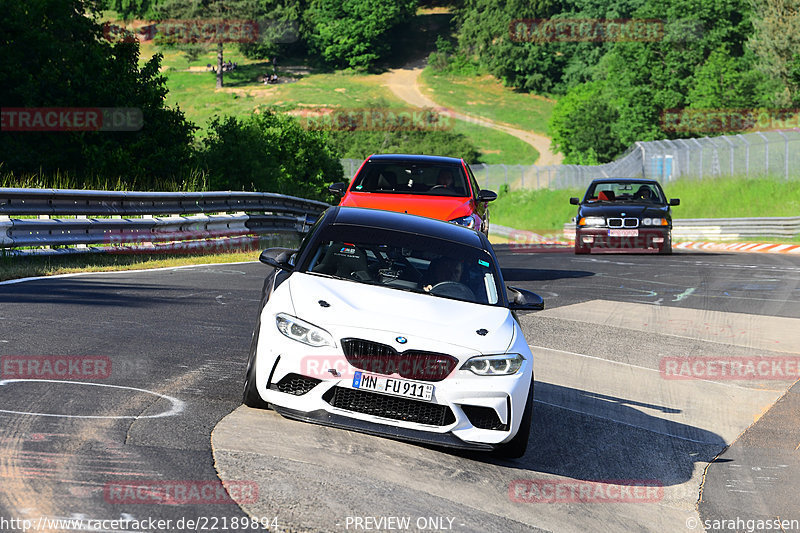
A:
[[252, 322, 533, 449], [575, 227, 671, 250]]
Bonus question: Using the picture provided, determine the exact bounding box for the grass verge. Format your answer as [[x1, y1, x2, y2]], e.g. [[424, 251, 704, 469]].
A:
[[453, 119, 539, 164], [0, 250, 261, 282], [491, 176, 800, 235]]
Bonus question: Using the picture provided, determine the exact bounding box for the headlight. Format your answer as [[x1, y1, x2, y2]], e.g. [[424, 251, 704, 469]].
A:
[[275, 313, 334, 347], [642, 218, 667, 226], [460, 354, 524, 376], [579, 216, 605, 226], [449, 215, 476, 229]]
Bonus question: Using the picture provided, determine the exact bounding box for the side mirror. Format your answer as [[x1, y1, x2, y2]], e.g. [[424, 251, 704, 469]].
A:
[[569, 197, 580, 205], [478, 189, 497, 202], [507, 286, 545, 311], [259, 247, 297, 271], [328, 182, 347, 196], [669, 198, 680, 206]]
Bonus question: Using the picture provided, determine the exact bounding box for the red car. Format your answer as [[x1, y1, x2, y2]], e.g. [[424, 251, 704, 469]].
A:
[[329, 154, 497, 235]]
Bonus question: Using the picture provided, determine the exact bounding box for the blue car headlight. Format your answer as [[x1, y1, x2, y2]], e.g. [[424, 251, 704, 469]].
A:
[[449, 215, 476, 229]]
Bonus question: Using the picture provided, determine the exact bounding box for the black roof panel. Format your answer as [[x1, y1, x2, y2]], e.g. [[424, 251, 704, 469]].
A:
[[329, 206, 484, 248]]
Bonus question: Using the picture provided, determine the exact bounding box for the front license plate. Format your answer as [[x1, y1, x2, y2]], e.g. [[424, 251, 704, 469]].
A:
[[608, 229, 638, 237], [352, 371, 433, 402]]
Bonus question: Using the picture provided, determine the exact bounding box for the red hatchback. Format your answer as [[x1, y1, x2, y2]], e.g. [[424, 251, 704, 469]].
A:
[[329, 154, 497, 235]]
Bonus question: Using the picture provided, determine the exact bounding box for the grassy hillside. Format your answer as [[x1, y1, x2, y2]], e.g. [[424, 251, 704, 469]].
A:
[[420, 68, 555, 135]]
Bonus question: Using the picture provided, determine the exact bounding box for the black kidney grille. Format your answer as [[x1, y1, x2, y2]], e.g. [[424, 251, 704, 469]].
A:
[[323, 387, 456, 426], [272, 373, 321, 396], [340, 338, 457, 382]]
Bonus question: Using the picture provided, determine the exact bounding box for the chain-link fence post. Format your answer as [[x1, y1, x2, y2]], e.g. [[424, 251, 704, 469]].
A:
[[778, 130, 789, 180]]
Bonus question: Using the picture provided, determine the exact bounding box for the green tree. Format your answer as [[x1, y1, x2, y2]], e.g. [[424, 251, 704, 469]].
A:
[[747, 0, 800, 106], [198, 112, 343, 199], [152, 0, 262, 88], [0, 0, 196, 183], [455, 0, 646, 94], [550, 81, 625, 163], [687, 48, 768, 109], [596, 0, 759, 147], [304, 0, 417, 69]]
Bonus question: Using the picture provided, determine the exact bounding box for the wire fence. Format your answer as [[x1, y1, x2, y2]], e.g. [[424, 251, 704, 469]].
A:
[[340, 129, 800, 191]]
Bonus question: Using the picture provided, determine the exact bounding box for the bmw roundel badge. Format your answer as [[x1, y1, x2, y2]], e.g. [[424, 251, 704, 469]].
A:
[[396, 336, 408, 344]]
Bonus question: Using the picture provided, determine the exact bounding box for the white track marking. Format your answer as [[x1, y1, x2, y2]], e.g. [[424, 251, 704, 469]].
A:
[[0, 379, 185, 419]]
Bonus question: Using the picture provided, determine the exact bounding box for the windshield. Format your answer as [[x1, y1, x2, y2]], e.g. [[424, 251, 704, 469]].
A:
[[350, 161, 469, 197], [584, 182, 666, 204], [300, 226, 501, 305]]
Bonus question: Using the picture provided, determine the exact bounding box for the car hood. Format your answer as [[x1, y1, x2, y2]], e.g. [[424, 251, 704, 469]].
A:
[[286, 273, 515, 354], [340, 192, 474, 221], [578, 203, 670, 219]]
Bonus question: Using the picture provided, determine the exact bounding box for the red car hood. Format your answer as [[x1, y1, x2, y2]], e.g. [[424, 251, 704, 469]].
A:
[[340, 192, 474, 221]]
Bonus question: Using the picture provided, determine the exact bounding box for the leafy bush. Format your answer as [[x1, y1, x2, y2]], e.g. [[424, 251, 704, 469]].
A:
[[0, 0, 197, 186], [198, 112, 343, 200], [304, 0, 417, 70]]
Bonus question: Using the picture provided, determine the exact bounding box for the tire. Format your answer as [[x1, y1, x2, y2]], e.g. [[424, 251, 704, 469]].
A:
[[242, 328, 270, 409], [493, 379, 533, 459], [659, 235, 672, 255]]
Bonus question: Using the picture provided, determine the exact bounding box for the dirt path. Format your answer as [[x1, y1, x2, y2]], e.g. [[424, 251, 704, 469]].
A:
[[377, 60, 563, 166]]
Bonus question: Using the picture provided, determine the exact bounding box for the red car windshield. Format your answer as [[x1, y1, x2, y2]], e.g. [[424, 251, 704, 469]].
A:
[[351, 162, 469, 197]]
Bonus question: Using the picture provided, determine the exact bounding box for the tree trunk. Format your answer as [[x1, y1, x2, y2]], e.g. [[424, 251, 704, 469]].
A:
[[216, 42, 224, 88]]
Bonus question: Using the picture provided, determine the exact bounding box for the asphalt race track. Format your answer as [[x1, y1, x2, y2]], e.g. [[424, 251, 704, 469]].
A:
[[1, 248, 799, 532]]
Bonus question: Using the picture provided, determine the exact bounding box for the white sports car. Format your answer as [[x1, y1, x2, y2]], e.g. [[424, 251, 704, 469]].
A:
[[243, 207, 543, 457]]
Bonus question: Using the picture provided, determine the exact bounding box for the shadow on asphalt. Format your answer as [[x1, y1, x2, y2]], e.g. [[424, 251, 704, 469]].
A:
[[444, 381, 726, 487], [0, 279, 208, 306]]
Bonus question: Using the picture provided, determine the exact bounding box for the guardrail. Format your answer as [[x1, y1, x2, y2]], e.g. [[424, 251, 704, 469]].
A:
[[0, 188, 330, 254]]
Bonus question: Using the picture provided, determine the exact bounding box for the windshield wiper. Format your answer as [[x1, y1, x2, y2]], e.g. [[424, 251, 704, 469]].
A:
[[305, 272, 350, 281]]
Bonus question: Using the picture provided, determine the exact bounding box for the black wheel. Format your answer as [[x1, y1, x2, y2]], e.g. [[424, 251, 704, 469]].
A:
[[242, 329, 270, 409], [493, 379, 533, 459]]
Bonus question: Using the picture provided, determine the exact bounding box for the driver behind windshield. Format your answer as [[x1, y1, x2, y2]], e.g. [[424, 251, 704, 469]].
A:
[[423, 256, 463, 292], [435, 169, 455, 189]]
